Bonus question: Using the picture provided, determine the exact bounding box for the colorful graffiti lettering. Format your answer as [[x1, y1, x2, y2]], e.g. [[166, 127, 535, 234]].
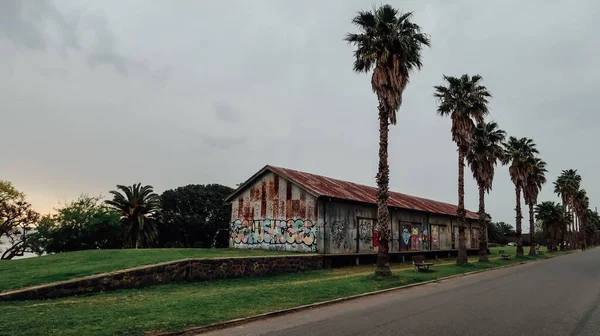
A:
[[230, 218, 317, 252]]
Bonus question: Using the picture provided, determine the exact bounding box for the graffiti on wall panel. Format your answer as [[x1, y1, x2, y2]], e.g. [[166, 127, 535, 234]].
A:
[[402, 228, 410, 246], [358, 218, 373, 245], [230, 219, 317, 252], [331, 221, 347, 249]]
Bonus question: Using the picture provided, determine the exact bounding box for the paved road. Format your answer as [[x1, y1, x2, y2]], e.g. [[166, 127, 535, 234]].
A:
[[203, 249, 600, 336]]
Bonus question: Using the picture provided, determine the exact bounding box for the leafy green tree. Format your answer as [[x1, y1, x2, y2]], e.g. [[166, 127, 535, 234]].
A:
[[494, 221, 516, 237], [0, 181, 39, 260], [503, 137, 538, 257], [435, 74, 491, 264], [487, 221, 501, 244], [31, 195, 122, 253], [535, 201, 570, 251], [105, 183, 160, 248], [466, 121, 506, 261], [159, 184, 233, 248], [523, 157, 547, 255], [345, 4, 430, 275]]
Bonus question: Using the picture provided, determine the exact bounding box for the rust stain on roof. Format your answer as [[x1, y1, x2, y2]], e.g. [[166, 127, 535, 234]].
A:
[[229, 165, 479, 220]]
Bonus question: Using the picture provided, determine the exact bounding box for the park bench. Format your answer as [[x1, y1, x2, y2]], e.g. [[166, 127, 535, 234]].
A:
[[499, 250, 510, 260], [411, 255, 433, 272]]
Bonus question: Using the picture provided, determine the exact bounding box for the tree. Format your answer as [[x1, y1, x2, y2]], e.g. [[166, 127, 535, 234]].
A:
[[494, 221, 516, 237], [502, 137, 538, 257], [553, 169, 581, 248], [487, 221, 501, 244], [573, 189, 589, 250], [0, 181, 40, 260], [345, 5, 430, 275], [466, 121, 505, 261], [159, 184, 233, 248], [523, 157, 547, 255], [105, 183, 161, 248], [31, 195, 122, 254], [434, 74, 491, 264], [586, 209, 600, 246], [535, 201, 570, 252]]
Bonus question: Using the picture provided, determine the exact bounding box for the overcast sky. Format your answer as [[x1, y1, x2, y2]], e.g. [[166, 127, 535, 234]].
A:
[[1, 0, 598, 229]]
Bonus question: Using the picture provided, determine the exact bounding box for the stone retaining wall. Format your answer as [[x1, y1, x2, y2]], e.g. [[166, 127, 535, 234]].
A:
[[0, 255, 323, 301]]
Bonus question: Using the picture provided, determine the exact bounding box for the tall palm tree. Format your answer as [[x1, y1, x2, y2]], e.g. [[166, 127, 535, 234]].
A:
[[466, 121, 506, 262], [105, 183, 161, 248], [502, 137, 538, 257], [523, 157, 547, 255], [553, 169, 581, 248], [346, 5, 430, 275], [573, 189, 589, 249], [434, 74, 491, 265]]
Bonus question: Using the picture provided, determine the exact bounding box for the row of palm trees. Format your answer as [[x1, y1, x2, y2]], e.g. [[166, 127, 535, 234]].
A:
[[346, 4, 593, 275], [551, 170, 595, 250]]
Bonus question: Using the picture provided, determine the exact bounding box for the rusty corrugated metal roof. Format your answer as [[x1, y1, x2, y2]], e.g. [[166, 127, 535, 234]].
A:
[[266, 165, 479, 220]]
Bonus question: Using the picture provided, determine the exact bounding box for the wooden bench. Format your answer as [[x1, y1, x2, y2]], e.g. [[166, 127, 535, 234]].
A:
[[499, 250, 511, 260], [411, 255, 433, 272]]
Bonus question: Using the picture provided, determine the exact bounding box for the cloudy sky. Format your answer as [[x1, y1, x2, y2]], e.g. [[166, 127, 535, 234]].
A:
[[1, 0, 598, 229]]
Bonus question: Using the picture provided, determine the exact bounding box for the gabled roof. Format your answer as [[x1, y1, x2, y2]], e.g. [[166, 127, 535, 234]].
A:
[[227, 165, 479, 220]]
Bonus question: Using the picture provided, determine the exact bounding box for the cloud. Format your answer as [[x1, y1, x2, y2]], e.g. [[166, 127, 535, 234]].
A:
[[201, 134, 246, 150], [213, 102, 242, 123], [0, 0, 167, 79]]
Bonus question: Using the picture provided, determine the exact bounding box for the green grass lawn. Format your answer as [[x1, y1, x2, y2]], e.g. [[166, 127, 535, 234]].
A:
[[489, 245, 546, 256], [0, 248, 301, 293], [0, 249, 571, 336]]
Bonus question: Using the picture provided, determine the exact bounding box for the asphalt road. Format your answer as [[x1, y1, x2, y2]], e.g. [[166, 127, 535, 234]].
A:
[[203, 249, 600, 336]]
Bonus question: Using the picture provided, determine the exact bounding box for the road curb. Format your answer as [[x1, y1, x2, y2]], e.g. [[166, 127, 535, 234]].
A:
[[153, 252, 570, 336]]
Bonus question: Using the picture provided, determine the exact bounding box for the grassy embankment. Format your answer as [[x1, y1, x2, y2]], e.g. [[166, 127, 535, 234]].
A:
[[0, 248, 301, 293], [0, 246, 571, 336]]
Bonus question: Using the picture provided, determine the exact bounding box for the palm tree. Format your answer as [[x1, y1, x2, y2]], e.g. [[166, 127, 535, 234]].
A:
[[535, 201, 569, 252], [466, 121, 505, 262], [523, 157, 547, 255], [573, 189, 589, 250], [587, 209, 600, 246], [346, 5, 430, 276], [105, 183, 161, 248], [502, 137, 538, 257], [553, 169, 581, 248], [434, 74, 491, 265]]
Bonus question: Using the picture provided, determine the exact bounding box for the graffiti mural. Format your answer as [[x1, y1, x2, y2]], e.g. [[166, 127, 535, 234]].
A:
[[331, 221, 347, 249], [402, 228, 410, 247], [431, 225, 440, 250], [230, 218, 318, 252], [358, 219, 373, 245], [410, 227, 419, 251], [422, 229, 429, 250]]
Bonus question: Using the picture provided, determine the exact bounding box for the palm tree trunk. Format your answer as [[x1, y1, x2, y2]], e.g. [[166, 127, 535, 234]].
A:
[[477, 184, 488, 262], [375, 103, 392, 276], [515, 186, 524, 257], [456, 148, 468, 265], [528, 203, 536, 256]]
